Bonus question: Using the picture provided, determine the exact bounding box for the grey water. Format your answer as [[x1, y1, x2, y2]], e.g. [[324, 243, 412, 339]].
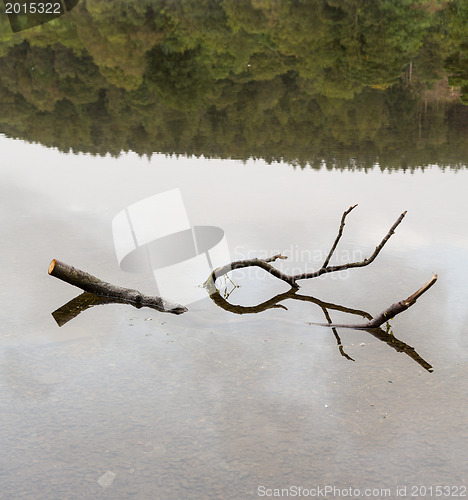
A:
[[1, 137, 468, 499]]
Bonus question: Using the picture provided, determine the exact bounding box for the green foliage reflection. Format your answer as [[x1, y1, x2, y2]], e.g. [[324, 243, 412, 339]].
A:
[[0, 0, 467, 169]]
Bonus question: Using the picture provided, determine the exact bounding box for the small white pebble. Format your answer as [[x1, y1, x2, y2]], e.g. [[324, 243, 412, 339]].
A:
[[97, 471, 116, 489]]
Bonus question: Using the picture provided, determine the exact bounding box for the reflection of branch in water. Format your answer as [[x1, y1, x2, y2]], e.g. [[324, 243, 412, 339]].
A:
[[220, 274, 240, 300], [365, 325, 433, 372], [206, 282, 372, 317], [52, 292, 113, 327], [49, 259, 187, 315], [51, 291, 175, 327], [205, 285, 433, 372], [320, 306, 355, 362]]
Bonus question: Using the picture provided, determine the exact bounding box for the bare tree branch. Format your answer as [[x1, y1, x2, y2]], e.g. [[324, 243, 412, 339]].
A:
[[205, 208, 407, 287], [48, 205, 435, 371], [292, 210, 407, 281], [204, 253, 296, 288]]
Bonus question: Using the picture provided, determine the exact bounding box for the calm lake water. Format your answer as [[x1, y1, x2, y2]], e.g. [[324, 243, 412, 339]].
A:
[[2, 1, 468, 498], [1, 135, 468, 499]]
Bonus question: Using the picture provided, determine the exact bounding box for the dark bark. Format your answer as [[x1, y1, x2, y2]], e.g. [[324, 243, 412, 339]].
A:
[[48, 259, 187, 315]]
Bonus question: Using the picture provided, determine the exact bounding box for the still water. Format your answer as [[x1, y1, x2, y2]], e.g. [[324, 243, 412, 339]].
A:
[[1, 135, 468, 499], [2, 1, 468, 497]]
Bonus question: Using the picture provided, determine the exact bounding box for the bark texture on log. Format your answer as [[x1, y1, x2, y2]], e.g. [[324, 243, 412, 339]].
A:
[[48, 259, 187, 315]]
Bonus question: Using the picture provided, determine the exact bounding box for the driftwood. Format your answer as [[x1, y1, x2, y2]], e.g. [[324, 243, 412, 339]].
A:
[[48, 259, 187, 315], [200, 206, 437, 371], [203, 207, 435, 329], [48, 206, 437, 372]]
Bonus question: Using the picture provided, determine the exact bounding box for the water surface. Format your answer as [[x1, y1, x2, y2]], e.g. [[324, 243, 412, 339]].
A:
[[1, 136, 467, 499]]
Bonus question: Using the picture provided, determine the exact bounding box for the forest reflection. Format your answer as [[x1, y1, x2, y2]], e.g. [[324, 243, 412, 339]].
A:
[[0, 0, 467, 169]]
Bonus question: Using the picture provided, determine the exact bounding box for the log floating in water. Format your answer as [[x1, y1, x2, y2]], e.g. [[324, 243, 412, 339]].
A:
[[48, 259, 187, 315]]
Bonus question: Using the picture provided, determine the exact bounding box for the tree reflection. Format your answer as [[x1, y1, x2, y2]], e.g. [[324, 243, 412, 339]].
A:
[[0, 0, 467, 168]]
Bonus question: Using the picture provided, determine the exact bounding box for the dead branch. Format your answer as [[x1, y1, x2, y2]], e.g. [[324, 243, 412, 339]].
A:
[[204, 254, 296, 289], [322, 204, 358, 268], [205, 208, 407, 287], [310, 274, 438, 330], [48, 259, 187, 315], [48, 206, 436, 371], [292, 209, 407, 281]]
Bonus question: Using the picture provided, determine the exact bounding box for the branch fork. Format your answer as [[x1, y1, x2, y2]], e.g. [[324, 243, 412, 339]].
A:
[[205, 205, 408, 287]]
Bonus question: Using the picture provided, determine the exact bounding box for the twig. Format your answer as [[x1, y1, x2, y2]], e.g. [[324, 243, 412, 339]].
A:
[[322, 204, 358, 268], [292, 210, 407, 281], [48, 259, 187, 315]]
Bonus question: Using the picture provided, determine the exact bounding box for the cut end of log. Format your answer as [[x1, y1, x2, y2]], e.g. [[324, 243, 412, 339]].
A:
[[48, 259, 57, 275]]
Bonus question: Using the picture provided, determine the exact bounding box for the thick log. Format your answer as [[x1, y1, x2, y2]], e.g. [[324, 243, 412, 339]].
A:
[[48, 259, 187, 315]]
